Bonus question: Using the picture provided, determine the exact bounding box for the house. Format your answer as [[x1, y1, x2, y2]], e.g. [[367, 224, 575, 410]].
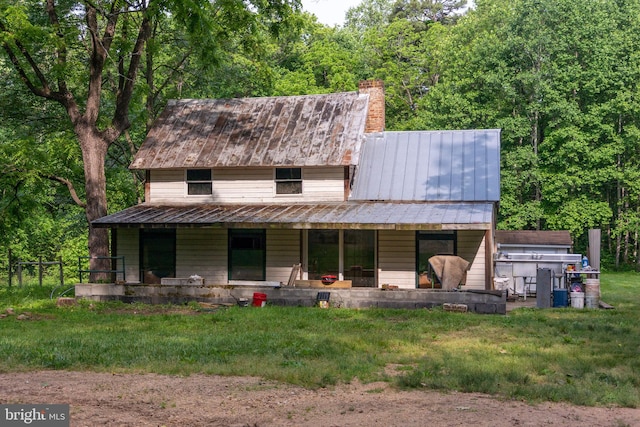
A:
[[92, 81, 501, 294]]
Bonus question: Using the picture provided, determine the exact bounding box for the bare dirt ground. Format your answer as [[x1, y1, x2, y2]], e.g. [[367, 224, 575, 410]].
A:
[[1, 371, 639, 427]]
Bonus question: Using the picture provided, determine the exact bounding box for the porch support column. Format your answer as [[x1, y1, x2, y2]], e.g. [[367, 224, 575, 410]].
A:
[[485, 229, 494, 290]]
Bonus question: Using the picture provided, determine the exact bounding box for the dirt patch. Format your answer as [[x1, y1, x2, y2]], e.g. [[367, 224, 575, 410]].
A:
[[1, 371, 638, 426]]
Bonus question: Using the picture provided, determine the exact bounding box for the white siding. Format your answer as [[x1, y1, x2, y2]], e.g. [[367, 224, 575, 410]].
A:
[[116, 228, 140, 283], [266, 229, 301, 283], [458, 230, 486, 290], [213, 168, 274, 203], [149, 170, 185, 201], [176, 229, 227, 284], [148, 167, 345, 203], [378, 230, 416, 289], [302, 167, 345, 202]]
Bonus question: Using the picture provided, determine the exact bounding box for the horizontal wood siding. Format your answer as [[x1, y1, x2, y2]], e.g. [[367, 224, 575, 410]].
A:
[[213, 168, 274, 203], [302, 167, 346, 202], [457, 230, 486, 290], [116, 228, 140, 283], [176, 229, 228, 284], [148, 167, 345, 203], [266, 229, 301, 282], [149, 170, 184, 201], [378, 230, 416, 289]]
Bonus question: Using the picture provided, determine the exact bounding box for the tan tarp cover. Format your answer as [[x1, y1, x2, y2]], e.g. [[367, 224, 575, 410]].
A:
[[428, 255, 471, 290]]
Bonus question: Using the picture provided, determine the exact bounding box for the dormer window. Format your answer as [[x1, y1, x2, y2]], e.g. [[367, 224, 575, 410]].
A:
[[186, 169, 212, 195], [275, 168, 302, 194]]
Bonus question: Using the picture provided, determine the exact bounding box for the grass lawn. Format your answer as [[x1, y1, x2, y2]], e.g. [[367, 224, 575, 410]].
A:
[[0, 272, 639, 408]]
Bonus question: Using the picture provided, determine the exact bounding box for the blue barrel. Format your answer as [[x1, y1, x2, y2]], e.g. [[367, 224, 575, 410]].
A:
[[553, 289, 568, 307]]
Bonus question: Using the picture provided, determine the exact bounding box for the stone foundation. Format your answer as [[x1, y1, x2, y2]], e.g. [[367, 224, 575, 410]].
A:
[[75, 283, 506, 314]]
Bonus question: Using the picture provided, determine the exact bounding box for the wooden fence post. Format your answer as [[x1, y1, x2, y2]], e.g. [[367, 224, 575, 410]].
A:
[[8, 249, 12, 287], [59, 257, 64, 287], [39, 256, 43, 287], [17, 258, 22, 287]]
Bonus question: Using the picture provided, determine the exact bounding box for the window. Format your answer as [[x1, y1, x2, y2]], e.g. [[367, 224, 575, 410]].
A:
[[344, 230, 376, 287], [308, 230, 339, 280], [186, 169, 212, 195], [228, 229, 266, 281], [140, 229, 176, 284], [275, 168, 302, 194], [307, 230, 376, 287]]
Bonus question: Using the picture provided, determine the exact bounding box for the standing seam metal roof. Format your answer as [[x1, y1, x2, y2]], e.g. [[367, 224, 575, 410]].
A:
[[350, 130, 501, 202], [130, 92, 369, 170]]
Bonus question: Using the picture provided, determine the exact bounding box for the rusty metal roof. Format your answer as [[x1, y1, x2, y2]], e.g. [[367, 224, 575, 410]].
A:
[[495, 230, 573, 247], [351, 130, 501, 202], [93, 202, 494, 230], [130, 92, 369, 170]]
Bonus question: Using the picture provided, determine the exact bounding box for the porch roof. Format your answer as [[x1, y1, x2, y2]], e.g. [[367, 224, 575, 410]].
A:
[[92, 202, 494, 230]]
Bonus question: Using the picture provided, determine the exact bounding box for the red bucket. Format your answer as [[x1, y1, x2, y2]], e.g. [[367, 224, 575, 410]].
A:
[[252, 292, 267, 307]]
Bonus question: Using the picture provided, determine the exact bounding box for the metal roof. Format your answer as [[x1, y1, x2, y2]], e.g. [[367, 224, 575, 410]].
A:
[[93, 202, 494, 230], [495, 230, 573, 247], [350, 130, 501, 202], [130, 92, 369, 170]]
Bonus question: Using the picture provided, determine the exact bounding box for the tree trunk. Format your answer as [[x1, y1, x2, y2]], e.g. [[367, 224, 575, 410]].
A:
[[77, 123, 110, 281]]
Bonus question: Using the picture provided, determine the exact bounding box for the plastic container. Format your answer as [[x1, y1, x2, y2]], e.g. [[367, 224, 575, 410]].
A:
[[570, 292, 584, 309], [584, 279, 600, 308], [552, 289, 568, 307], [252, 292, 267, 307], [582, 256, 589, 269]]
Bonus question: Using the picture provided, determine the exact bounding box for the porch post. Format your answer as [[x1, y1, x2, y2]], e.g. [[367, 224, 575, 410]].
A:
[[301, 230, 309, 280], [485, 229, 494, 290]]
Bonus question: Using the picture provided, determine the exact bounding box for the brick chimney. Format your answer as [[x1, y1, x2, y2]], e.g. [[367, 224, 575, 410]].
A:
[[358, 80, 385, 133]]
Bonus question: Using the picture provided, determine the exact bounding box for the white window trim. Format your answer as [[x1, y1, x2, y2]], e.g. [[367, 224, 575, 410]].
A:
[[274, 167, 303, 197], [185, 169, 213, 197]]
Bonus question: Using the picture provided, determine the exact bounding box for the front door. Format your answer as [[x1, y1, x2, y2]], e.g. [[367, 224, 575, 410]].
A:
[[140, 229, 176, 284], [416, 231, 456, 287], [228, 229, 266, 281], [343, 230, 375, 287]]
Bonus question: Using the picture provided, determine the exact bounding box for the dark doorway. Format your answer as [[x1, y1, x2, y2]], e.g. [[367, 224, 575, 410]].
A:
[[140, 229, 176, 284], [229, 229, 266, 281]]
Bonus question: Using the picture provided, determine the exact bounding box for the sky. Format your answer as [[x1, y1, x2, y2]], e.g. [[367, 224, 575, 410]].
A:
[[301, 0, 363, 26], [301, 0, 476, 26]]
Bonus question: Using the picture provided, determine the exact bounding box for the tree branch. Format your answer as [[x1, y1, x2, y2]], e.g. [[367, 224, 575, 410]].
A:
[[45, 0, 70, 96], [85, 3, 118, 124], [45, 175, 87, 208], [112, 7, 153, 133], [0, 21, 53, 99]]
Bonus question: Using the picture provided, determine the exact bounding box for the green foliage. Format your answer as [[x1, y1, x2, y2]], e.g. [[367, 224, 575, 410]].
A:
[[407, 0, 640, 266], [389, 0, 468, 26], [0, 0, 304, 274], [3, 0, 640, 271], [272, 22, 365, 95]]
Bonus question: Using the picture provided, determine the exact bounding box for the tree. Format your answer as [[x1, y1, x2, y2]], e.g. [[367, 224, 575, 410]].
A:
[[390, 0, 467, 26], [415, 0, 640, 265], [345, 0, 395, 32], [271, 15, 367, 95], [0, 0, 298, 278]]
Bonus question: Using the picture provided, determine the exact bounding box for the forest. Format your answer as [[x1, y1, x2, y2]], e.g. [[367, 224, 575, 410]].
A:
[[1, 0, 640, 282]]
